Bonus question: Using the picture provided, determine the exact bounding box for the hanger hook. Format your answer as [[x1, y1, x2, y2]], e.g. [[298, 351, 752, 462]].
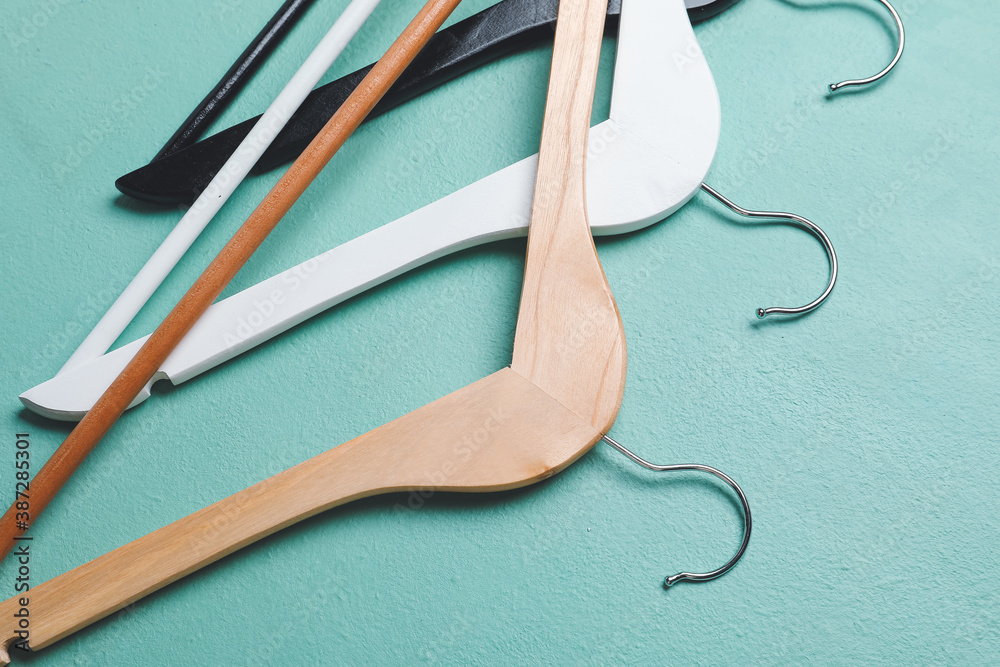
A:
[[601, 435, 751, 588], [828, 0, 905, 92], [699, 183, 838, 319]]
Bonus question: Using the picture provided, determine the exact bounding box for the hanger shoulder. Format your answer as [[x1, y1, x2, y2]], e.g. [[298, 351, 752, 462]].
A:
[[513, 0, 625, 432], [0, 368, 599, 656]]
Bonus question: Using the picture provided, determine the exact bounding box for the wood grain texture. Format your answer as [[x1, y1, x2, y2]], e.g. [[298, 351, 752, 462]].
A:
[[0, 0, 621, 660], [0, 369, 601, 653], [0, 0, 464, 560], [511, 0, 626, 432]]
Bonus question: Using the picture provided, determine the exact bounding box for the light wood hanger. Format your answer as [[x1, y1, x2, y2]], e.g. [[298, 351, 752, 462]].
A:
[[0, 0, 621, 659]]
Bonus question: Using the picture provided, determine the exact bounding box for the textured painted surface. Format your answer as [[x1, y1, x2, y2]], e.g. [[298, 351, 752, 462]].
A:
[[1, 0, 998, 664]]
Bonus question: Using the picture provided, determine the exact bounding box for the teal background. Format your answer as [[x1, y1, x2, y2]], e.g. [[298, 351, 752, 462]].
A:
[[1, 0, 998, 664]]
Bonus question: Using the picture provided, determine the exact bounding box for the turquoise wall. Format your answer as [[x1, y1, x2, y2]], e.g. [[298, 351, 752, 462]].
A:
[[1, 0, 997, 664]]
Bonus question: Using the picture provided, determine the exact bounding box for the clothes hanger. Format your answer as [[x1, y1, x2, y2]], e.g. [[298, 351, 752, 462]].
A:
[[56, 0, 384, 376], [116, 0, 741, 204], [0, 3, 749, 659], [43, 0, 902, 404], [23, 0, 847, 421], [0, 0, 466, 559]]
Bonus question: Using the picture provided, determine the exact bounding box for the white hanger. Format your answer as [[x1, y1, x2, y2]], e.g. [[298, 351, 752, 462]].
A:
[[22, 0, 721, 420], [57, 0, 384, 375]]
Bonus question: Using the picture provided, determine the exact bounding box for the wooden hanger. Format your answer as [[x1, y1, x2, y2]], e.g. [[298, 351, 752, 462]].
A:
[[23, 0, 717, 421], [0, 0, 621, 659], [117, 0, 741, 203]]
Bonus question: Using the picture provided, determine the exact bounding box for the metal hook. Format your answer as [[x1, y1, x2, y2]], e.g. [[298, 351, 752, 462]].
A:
[[601, 435, 752, 588], [699, 183, 838, 319], [828, 0, 905, 92]]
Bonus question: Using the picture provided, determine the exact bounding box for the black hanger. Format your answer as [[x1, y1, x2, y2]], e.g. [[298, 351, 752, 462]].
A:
[[154, 0, 318, 162], [117, 0, 742, 205]]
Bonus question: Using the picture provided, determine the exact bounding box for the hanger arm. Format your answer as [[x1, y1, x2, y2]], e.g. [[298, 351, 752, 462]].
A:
[[0, 369, 601, 660], [510, 0, 624, 427], [0, 0, 468, 563], [26, 123, 680, 421]]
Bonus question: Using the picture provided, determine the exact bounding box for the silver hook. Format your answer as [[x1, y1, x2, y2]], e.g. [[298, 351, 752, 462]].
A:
[[601, 435, 752, 588], [828, 0, 905, 93], [699, 183, 838, 319]]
